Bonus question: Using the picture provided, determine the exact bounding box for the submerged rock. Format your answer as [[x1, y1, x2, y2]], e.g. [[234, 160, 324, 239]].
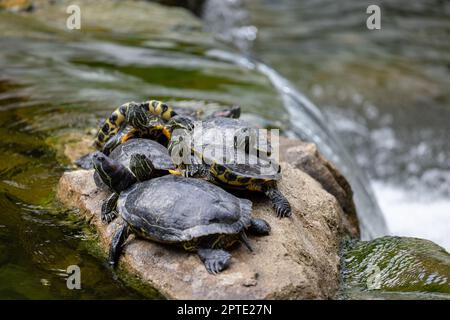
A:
[[57, 138, 357, 299], [341, 236, 450, 299]]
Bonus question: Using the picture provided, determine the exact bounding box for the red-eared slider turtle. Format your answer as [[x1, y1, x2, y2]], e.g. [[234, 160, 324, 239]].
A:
[[169, 117, 291, 218], [92, 138, 176, 223], [92, 172, 270, 273]]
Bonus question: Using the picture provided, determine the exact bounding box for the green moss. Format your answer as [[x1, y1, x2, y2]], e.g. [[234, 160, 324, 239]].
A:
[[74, 219, 164, 299], [341, 236, 450, 298], [115, 266, 165, 300]]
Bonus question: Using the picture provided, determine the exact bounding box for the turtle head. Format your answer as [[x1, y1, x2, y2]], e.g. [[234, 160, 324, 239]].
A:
[[167, 115, 195, 132], [92, 152, 136, 193], [126, 102, 153, 130]]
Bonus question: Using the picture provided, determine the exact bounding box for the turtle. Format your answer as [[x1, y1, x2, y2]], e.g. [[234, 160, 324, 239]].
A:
[[92, 138, 176, 223], [108, 104, 242, 152], [95, 100, 241, 155], [171, 104, 241, 121], [92, 165, 271, 274], [168, 117, 292, 218], [95, 101, 172, 155]]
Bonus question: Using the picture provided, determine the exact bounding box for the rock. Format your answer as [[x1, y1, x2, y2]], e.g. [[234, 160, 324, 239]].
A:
[[58, 158, 350, 299], [60, 133, 360, 237], [45, 130, 95, 165], [341, 236, 450, 299], [280, 137, 359, 238]]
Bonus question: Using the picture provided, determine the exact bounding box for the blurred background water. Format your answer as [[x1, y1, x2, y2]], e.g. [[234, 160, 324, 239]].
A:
[[0, 0, 448, 299], [207, 0, 450, 249]]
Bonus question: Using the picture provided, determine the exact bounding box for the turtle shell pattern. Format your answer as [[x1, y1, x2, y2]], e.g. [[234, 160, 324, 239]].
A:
[[117, 175, 252, 244], [109, 138, 174, 170]]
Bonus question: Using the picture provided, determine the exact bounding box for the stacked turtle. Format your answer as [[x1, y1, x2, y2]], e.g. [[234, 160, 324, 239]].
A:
[[79, 100, 291, 274]]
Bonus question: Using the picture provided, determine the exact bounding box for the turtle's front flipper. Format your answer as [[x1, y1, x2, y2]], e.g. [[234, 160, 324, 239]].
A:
[[197, 249, 231, 274], [130, 154, 155, 181], [185, 164, 210, 178], [247, 218, 271, 236], [75, 152, 95, 170], [265, 187, 292, 218], [168, 115, 195, 132], [108, 224, 130, 267], [101, 193, 119, 224]]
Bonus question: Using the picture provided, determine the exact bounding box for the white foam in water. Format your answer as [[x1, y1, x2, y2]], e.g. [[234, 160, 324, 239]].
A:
[[372, 181, 450, 252]]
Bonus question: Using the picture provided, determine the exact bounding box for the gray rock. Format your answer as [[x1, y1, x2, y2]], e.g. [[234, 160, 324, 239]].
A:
[[58, 167, 351, 299], [280, 137, 359, 238]]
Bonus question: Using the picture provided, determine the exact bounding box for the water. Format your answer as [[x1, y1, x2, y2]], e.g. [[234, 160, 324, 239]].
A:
[[0, 1, 287, 299], [233, 0, 450, 249], [206, 48, 387, 239], [0, 80, 144, 298]]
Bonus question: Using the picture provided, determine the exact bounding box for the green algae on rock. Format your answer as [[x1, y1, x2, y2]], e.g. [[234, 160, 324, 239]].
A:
[[341, 236, 450, 298]]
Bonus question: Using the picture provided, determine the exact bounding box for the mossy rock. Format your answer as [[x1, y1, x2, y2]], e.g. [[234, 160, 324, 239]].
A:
[[342, 236, 450, 298]]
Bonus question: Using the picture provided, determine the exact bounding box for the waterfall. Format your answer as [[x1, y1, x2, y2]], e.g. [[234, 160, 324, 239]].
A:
[[202, 0, 389, 239]]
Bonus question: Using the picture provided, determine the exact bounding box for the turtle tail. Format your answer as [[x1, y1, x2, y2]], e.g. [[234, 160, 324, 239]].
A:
[[239, 232, 253, 252]]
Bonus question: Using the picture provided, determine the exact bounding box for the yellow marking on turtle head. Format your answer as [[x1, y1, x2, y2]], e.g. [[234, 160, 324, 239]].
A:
[[147, 100, 175, 121], [169, 169, 183, 176]]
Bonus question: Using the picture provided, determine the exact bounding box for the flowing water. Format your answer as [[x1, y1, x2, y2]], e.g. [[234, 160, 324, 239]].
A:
[[235, 0, 450, 249], [0, 0, 448, 299]]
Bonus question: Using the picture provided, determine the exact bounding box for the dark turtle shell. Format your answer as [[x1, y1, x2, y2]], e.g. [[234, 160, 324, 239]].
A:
[[117, 175, 252, 243], [109, 138, 174, 170]]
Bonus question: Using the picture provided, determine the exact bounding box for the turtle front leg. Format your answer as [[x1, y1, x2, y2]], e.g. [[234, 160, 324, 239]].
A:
[[265, 186, 292, 218], [101, 193, 119, 224], [197, 248, 231, 274], [186, 164, 210, 178], [108, 224, 130, 267], [247, 218, 271, 236], [170, 164, 210, 179], [129, 154, 155, 182]]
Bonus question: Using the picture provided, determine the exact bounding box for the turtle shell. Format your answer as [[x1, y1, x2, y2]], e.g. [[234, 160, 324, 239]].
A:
[[192, 118, 254, 147], [109, 138, 174, 170], [213, 153, 281, 181], [188, 118, 254, 161], [117, 175, 252, 243], [192, 118, 279, 181]]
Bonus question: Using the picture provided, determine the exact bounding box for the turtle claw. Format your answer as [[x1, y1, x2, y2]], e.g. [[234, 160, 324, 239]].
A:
[[198, 249, 231, 274], [101, 211, 117, 224], [276, 205, 292, 218], [206, 261, 218, 274], [101, 193, 119, 224], [265, 187, 292, 218]]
